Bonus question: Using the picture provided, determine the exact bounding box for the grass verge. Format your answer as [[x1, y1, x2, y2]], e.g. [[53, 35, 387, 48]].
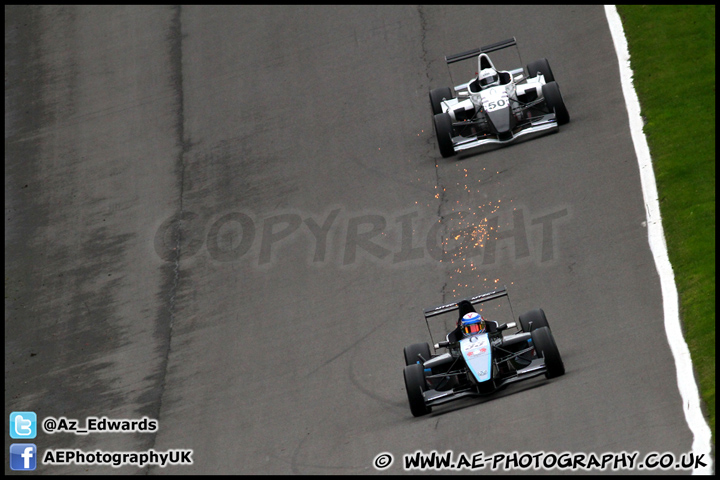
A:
[[617, 5, 715, 447]]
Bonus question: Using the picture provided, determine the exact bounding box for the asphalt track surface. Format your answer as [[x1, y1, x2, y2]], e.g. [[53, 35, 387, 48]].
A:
[[6, 5, 698, 474]]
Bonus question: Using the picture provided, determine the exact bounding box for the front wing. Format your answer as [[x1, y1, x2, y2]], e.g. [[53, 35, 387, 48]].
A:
[[423, 358, 548, 407], [451, 113, 558, 154]]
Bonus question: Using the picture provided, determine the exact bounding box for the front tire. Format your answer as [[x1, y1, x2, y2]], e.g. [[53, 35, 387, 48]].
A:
[[404, 342, 431, 366], [531, 326, 565, 379], [526, 58, 554, 82], [429, 86, 453, 116], [519, 308, 550, 332], [404, 363, 432, 417], [542, 81, 570, 125], [433, 112, 456, 158]]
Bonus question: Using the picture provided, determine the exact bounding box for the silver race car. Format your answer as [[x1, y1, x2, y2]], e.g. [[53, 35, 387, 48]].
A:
[[429, 38, 569, 157]]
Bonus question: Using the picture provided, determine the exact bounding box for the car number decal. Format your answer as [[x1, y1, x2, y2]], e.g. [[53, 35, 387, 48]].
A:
[[461, 333, 491, 382], [481, 88, 509, 113]]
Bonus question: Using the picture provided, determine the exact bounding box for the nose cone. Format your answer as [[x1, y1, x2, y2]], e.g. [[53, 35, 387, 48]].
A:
[[487, 106, 513, 134]]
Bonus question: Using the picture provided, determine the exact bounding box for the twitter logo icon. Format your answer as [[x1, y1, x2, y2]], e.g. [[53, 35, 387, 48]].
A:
[[10, 412, 37, 439]]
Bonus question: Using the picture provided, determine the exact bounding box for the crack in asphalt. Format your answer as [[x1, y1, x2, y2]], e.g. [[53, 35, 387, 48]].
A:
[[146, 5, 189, 465], [418, 5, 449, 305]]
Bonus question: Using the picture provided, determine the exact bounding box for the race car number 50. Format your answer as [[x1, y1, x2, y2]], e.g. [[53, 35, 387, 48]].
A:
[[485, 99, 507, 111], [483, 91, 508, 112]]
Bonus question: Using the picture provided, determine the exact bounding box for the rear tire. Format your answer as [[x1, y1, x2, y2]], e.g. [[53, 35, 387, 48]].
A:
[[519, 308, 550, 332], [526, 58, 554, 82], [404, 342, 431, 366], [404, 363, 432, 417], [433, 112, 456, 158], [531, 326, 565, 379], [429, 87, 453, 116], [542, 81, 570, 125]]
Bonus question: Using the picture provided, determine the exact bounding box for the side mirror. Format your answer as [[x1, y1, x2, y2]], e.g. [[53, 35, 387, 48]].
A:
[[509, 67, 523, 78], [497, 322, 517, 332], [434, 341, 450, 350]]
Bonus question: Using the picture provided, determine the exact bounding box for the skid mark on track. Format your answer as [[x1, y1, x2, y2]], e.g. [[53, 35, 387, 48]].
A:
[[347, 355, 407, 410], [304, 316, 391, 378], [268, 430, 368, 474]]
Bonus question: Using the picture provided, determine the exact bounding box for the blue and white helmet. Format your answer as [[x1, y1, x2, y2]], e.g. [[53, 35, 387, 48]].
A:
[[460, 312, 487, 336]]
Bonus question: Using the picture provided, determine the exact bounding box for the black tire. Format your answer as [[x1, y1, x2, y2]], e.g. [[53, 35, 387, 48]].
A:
[[429, 86, 453, 116], [404, 342, 431, 366], [526, 58, 554, 82], [542, 81, 570, 125], [404, 363, 432, 417], [433, 112, 456, 158], [518, 308, 550, 332], [531, 326, 565, 379]]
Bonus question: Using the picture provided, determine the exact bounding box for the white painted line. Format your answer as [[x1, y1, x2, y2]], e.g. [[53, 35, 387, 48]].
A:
[[604, 5, 713, 475]]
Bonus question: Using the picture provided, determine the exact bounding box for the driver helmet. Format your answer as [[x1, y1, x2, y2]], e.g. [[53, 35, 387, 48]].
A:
[[460, 312, 487, 336], [478, 68, 500, 88]]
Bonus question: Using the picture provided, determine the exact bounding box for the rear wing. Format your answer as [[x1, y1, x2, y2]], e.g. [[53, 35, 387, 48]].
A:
[[423, 286, 509, 319], [445, 37, 517, 65]]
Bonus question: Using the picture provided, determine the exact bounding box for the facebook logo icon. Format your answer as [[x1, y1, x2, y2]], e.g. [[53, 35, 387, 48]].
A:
[[10, 444, 37, 471], [10, 411, 37, 439]]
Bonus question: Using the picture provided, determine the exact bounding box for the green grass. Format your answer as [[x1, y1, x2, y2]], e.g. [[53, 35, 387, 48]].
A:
[[617, 5, 715, 447]]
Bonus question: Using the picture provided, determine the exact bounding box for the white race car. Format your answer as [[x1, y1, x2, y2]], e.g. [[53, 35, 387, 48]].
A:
[[429, 38, 569, 158]]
